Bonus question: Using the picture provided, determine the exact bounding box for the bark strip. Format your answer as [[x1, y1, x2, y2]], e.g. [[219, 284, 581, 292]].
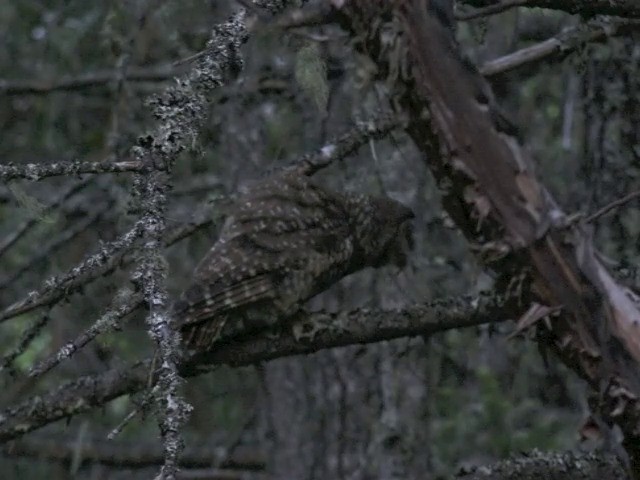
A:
[[335, 0, 640, 473]]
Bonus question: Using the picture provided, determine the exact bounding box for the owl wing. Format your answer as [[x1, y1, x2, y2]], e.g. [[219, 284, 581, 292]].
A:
[[174, 174, 354, 347], [173, 242, 280, 326]]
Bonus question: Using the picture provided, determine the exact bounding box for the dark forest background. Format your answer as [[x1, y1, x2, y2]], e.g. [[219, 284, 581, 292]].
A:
[[0, 1, 639, 479]]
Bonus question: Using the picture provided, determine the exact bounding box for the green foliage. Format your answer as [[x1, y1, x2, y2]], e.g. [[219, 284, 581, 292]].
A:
[[294, 42, 329, 114], [429, 335, 576, 475], [263, 104, 300, 160], [8, 182, 57, 224]]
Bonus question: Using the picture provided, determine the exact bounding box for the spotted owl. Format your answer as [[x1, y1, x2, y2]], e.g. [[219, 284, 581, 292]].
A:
[[173, 172, 414, 352]]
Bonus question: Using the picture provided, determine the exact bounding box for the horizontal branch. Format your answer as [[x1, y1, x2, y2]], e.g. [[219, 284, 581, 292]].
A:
[[0, 159, 150, 182], [0, 220, 145, 323], [0, 65, 177, 95], [457, 449, 629, 480], [460, 0, 640, 18], [0, 110, 398, 188], [2, 434, 265, 470], [176, 469, 254, 480], [480, 19, 640, 77], [0, 292, 509, 443]]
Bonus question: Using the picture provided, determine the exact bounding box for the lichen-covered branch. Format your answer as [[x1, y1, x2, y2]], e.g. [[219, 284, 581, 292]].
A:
[[0, 292, 508, 443], [0, 178, 92, 260], [132, 168, 186, 479], [28, 289, 143, 378], [0, 159, 152, 182], [284, 111, 401, 177], [0, 65, 177, 95], [0, 220, 145, 323], [455, 449, 629, 480], [124, 9, 249, 478]]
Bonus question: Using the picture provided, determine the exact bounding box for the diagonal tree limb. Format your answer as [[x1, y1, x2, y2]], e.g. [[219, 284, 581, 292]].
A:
[[334, 0, 640, 475], [0, 220, 145, 323], [455, 449, 628, 480], [0, 177, 93, 260], [0, 65, 178, 95], [480, 19, 640, 78]]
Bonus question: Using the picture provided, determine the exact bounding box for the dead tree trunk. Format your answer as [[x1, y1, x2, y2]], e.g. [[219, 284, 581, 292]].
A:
[[336, 0, 640, 475]]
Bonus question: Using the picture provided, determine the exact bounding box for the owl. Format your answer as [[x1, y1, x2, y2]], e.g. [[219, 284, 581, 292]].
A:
[[173, 173, 414, 352]]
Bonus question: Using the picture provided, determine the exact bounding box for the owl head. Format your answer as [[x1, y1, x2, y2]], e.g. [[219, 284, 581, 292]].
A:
[[349, 194, 415, 270]]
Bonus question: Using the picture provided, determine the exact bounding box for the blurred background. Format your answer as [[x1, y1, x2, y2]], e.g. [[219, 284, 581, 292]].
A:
[[0, 1, 638, 478]]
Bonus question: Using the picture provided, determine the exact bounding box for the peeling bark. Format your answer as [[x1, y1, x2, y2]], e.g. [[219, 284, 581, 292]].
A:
[[335, 0, 640, 475]]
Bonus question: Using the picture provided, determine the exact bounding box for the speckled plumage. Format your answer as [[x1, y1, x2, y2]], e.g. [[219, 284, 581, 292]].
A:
[[173, 173, 414, 352]]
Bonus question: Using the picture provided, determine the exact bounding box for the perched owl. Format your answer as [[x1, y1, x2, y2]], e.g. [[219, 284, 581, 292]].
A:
[[173, 173, 414, 352]]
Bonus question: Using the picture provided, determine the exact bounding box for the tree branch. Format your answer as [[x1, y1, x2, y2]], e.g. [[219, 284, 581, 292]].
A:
[[2, 434, 265, 471], [284, 111, 401, 176], [0, 292, 508, 443], [459, 0, 640, 18], [0, 66, 177, 95], [480, 19, 640, 78], [0, 159, 151, 182], [0, 178, 93, 260], [456, 449, 629, 480], [0, 220, 145, 323]]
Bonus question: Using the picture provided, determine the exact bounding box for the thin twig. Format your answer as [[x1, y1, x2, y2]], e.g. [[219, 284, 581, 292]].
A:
[[28, 291, 143, 378], [0, 65, 177, 95], [584, 189, 640, 224], [456, 0, 527, 21], [0, 177, 93, 260], [0, 312, 51, 374], [0, 201, 112, 290], [0, 292, 509, 443], [107, 391, 154, 440], [284, 111, 402, 177], [0, 220, 145, 323]]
